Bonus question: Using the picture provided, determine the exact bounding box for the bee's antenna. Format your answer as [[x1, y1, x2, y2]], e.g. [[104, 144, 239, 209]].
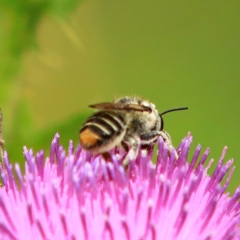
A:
[[0, 108, 4, 163], [159, 107, 188, 116]]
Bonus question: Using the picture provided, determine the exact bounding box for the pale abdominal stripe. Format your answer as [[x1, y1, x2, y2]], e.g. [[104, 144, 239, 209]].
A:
[[84, 122, 111, 136], [80, 111, 126, 151]]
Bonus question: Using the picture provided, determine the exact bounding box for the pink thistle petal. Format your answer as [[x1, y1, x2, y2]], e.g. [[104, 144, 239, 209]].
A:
[[0, 134, 239, 239], [185, 144, 201, 181]]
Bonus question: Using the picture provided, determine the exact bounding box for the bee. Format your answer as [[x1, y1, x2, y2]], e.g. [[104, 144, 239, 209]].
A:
[[79, 96, 188, 158]]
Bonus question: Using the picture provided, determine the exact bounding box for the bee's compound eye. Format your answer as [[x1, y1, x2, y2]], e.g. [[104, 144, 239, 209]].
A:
[[79, 129, 100, 149], [159, 116, 164, 131]]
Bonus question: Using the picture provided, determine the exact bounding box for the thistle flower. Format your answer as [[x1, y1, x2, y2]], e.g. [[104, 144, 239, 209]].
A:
[[0, 133, 239, 240]]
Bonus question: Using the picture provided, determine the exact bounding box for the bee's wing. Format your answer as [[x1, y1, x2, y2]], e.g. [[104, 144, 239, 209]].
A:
[[89, 102, 117, 110], [126, 104, 152, 112], [89, 102, 151, 112]]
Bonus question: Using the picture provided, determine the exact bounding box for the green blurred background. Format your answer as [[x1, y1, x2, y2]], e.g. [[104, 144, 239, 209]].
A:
[[0, 1, 239, 193]]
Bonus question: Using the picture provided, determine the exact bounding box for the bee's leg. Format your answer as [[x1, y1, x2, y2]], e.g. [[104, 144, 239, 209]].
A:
[[140, 130, 177, 158], [140, 131, 159, 147], [120, 141, 130, 170], [121, 141, 129, 154], [158, 130, 178, 159], [121, 135, 140, 167], [157, 130, 172, 146], [100, 152, 114, 181], [123, 134, 140, 151], [101, 152, 112, 162]]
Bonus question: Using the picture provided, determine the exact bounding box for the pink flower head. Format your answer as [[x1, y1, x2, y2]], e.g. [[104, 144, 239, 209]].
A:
[[0, 133, 239, 239]]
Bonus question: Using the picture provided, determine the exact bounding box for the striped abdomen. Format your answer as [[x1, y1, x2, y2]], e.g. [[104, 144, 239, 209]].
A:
[[79, 111, 126, 153]]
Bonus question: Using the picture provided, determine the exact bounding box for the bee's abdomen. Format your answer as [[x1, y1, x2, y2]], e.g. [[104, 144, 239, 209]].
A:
[[79, 111, 126, 151]]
